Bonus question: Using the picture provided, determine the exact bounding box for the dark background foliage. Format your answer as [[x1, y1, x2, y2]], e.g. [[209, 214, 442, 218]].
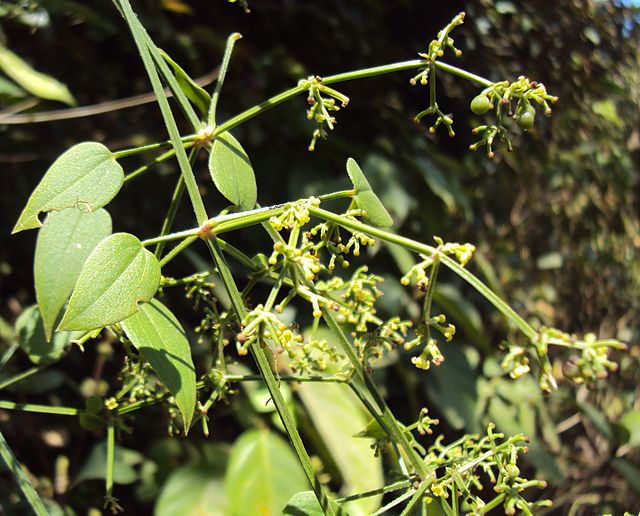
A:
[[0, 0, 639, 514]]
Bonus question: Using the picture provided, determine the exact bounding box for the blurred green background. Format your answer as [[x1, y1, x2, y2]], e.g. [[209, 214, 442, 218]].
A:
[[0, 0, 639, 514]]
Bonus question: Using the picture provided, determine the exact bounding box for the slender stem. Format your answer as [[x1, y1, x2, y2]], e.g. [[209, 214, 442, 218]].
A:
[[158, 236, 199, 268], [142, 204, 286, 247], [0, 342, 18, 370], [323, 59, 422, 84], [208, 33, 242, 126], [105, 420, 115, 500], [118, 0, 208, 224], [114, 139, 174, 159], [155, 146, 198, 258], [205, 239, 335, 515], [0, 429, 48, 515], [0, 365, 48, 391], [225, 374, 347, 383], [155, 176, 185, 257], [336, 479, 414, 503], [0, 401, 79, 416], [373, 488, 418, 516], [318, 189, 354, 202], [399, 481, 431, 516], [434, 61, 493, 88], [308, 206, 536, 340]]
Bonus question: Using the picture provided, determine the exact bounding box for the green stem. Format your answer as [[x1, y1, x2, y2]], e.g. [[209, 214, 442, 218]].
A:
[[117, 0, 208, 224], [158, 236, 199, 268], [336, 479, 414, 503], [0, 429, 48, 515], [105, 420, 115, 500], [308, 206, 536, 340], [208, 32, 242, 126], [0, 365, 48, 391], [142, 204, 286, 247], [434, 61, 493, 88], [399, 481, 432, 516], [155, 146, 198, 258], [0, 400, 79, 416], [205, 239, 335, 515]]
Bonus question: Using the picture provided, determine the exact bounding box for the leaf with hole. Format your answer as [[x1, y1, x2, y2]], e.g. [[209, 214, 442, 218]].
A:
[[12, 142, 123, 234], [209, 132, 257, 211], [224, 429, 307, 516], [346, 158, 392, 227], [35, 207, 112, 340], [121, 299, 196, 430], [58, 233, 160, 332], [0, 45, 76, 105], [159, 49, 210, 116]]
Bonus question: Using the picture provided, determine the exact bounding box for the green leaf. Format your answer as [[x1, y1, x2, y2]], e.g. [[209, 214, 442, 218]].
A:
[[121, 299, 196, 430], [15, 305, 80, 365], [619, 410, 640, 447], [156, 463, 227, 516], [209, 132, 257, 211], [0, 75, 26, 99], [0, 45, 76, 105], [282, 491, 341, 516], [224, 429, 308, 516], [58, 233, 160, 331], [159, 49, 211, 116], [35, 207, 112, 340], [74, 441, 144, 486], [298, 381, 384, 515], [12, 142, 124, 234], [346, 158, 392, 227]]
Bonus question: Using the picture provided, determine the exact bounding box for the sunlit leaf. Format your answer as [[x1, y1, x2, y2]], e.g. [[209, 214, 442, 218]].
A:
[[209, 132, 257, 211], [35, 207, 112, 340], [346, 158, 392, 227], [298, 381, 383, 515], [121, 299, 196, 430], [0, 45, 76, 105], [159, 49, 210, 116], [58, 233, 160, 332], [224, 429, 308, 516], [12, 142, 123, 234]]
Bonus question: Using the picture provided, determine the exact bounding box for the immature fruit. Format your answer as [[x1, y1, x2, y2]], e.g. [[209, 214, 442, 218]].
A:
[[470, 94, 491, 115], [517, 105, 536, 130], [505, 464, 520, 479], [85, 395, 104, 414]]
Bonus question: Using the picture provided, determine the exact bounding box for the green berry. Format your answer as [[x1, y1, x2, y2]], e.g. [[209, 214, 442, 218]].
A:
[[517, 105, 536, 130], [470, 94, 491, 115]]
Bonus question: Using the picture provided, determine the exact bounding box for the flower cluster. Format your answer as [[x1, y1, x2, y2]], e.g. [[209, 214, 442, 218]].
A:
[[269, 196, 320, 231], [424, 424, 551, 515], [301, 76, 350, 151], [268, 241, 322, 281]]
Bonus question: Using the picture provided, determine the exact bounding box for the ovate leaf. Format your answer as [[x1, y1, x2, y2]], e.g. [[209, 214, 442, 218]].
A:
[[0, 45, 76, 105], [58, 233, 160, 331], [346, 158, 392, 227], [156, 463, 226, 516], [15, 305, 80, 365], [35, 207, 112, 340], [159, 49, 210, 116], [224, 430, 308, 516], [121, 299, 196, 430], [13, 142, 124, 233], [298, 381, 383, 515], [209, 132, 257, 211]]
